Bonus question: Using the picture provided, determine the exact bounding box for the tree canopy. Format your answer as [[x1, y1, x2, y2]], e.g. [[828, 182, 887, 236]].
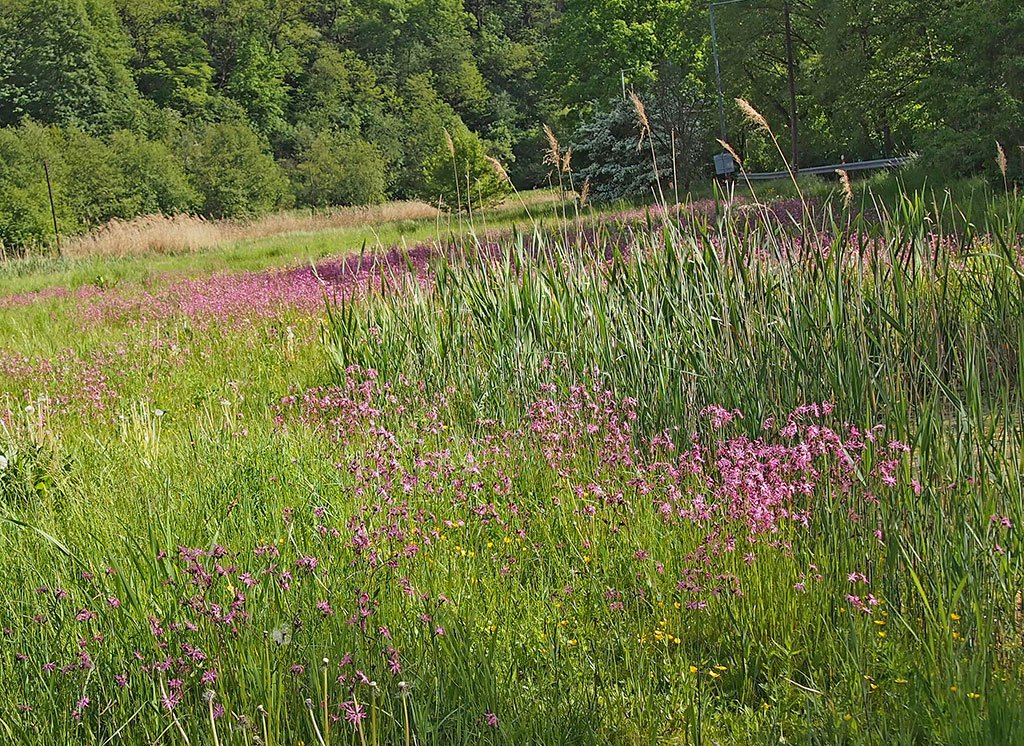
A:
[[0, 0, 1020, 247]]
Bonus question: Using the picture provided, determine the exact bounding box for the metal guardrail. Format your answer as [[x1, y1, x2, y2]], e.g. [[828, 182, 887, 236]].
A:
[[742, 156, 913, 181]]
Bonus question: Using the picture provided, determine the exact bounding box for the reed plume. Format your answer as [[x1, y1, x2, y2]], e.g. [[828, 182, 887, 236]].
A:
[[996, 141, 1009, 192], [543, 124, 561, 167], [735, 97, 804, 206], [629, 90, 651, 147], [736, 98, 770, 132], [837, 168, 853, 211], [484, 155, 512, 187], [716, 138, 742, 168]]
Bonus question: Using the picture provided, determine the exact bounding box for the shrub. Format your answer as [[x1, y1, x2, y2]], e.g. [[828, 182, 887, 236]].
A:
[[295, 131, 387, 207], [184, 121, 290, 218], [57, 127, 195, 228], [389, 74, 508, 210], [572, 89, 708, 202], [0, 123, 202, 252], [0, 125, 71, 251], [420, 122, 509, 211], [58, 127, 139, 226], [110, 130, 197, 216]]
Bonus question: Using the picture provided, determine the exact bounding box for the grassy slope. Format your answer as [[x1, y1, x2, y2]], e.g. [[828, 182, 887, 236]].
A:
[[1, 183, 1023, 744]]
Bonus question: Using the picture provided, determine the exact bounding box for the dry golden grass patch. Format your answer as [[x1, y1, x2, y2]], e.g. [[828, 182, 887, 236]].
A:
[[63, 201, 439, 258]]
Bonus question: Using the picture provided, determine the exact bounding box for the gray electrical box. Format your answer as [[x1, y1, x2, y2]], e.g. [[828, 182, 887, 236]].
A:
[[714, 152, 736, 176]]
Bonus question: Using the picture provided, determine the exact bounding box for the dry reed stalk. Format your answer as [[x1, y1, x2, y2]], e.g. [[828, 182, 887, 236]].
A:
[[485, 155, 535, 220], [629, 90, 651, 149], [542, 123, 568, 211], [837, 168, 853, 211], [63, 215, 228, 258], [735, 97, 805, 207], [716, 138, 742, 168], [484, 156, 512, 187], [716, 122, 761, 217], [996, 141, 1009, 191], [629, 90, 649, 130], [628, 91, 666, 204], [736, 98, 770, 132], [543, 125, 561, 167]]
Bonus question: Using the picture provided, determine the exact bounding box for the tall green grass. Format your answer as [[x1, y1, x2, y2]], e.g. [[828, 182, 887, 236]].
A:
[[324, 186, 1024, 740], [327, 190, 1024, 439], [1, 180, 1022, 744]]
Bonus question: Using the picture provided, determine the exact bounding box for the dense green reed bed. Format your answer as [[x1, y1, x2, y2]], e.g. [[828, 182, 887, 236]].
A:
[[1, 192, 1023, 744]]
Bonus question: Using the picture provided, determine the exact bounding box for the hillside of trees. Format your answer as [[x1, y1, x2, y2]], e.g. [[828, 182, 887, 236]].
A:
[[1, 0, 1021, 248]]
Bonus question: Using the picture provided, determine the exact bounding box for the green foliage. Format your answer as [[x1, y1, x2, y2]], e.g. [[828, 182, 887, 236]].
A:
[[0, 125, 71, 251], [0, 123, 198, 250], [573, 79, 708, 201], [185, 121, 290, 218], [422, 121, 510, 210], [1, 0, 1021, 248], [0, 0, 140, 132], [295, 131, 387, 207], [1, 185, 1024, 741], [293, 47, 390, 136], [713, 0, 1024, 174], [130, 23, 215, 114], [386, 74, 507, 209], [914, 0, 1024, 175], [59, 128, 142, 227], [108, 130, 198, 216], [225, 36, 290, 136], [808, 0, 929, 160], [547, 0, 708, 124], [333, 0, 490, 120]]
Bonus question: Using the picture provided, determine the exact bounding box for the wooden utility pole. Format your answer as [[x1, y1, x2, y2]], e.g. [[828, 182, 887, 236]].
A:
[[43, 160, 61, 256], [783, 1, 799, 170]]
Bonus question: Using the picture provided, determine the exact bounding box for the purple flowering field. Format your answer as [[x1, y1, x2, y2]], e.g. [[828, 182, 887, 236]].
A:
[[1, 194, 1024, 744]]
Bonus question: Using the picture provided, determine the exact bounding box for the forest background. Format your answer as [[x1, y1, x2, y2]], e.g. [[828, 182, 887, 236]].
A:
[[1, 0, 1021, 248]]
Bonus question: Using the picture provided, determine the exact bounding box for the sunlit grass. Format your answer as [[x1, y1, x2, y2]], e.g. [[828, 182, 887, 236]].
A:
[[1, 186, 1022, 744]]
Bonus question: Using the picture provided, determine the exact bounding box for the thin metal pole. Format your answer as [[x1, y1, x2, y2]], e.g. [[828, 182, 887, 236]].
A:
[[43, 160, 61, 256], [783, 1, 799, 169], [709, 2, 727, 142], [671, 127, 679, 201]]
